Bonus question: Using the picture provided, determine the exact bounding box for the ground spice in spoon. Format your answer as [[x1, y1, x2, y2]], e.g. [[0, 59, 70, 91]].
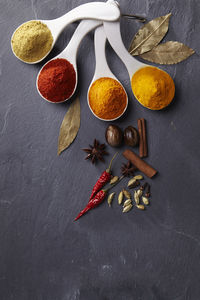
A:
[[11, 20, 53, 63], [37, 58, 76, 103], [131, 66, 175, 110], [89, 77, 127, 120]]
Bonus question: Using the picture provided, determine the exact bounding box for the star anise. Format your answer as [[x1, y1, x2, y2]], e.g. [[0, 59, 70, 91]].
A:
[[121, 161, 137, 177], [82, 139, 108, 164]]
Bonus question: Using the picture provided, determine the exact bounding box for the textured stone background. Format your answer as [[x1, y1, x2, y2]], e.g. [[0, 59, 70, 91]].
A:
[[0, 0, 200, 299]]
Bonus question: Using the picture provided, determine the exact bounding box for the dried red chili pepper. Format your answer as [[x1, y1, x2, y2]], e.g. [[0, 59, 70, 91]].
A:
[[74, 190, 107, 221], [89, 153, 118, 200], [74, 175, 124, 221]]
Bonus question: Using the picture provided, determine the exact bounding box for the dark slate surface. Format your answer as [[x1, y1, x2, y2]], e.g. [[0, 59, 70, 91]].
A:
[[1, 0, 200, 299]]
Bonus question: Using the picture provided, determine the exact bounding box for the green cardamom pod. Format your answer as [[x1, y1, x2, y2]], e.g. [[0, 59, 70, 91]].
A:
[[142, 196, 149, 205], [137, 189, 143, 197], [136, 204, 145, 210], [134, 191, 140, 205], [118, 191, 124, 205], [107, 192, 115, 207], [134, 175, 143, 180], [123, 189, 131, 199], [127, 178, 136, 187], [110, 176, 119, 185], [123, 204, 133, 213], [123, 199, 132, 207]]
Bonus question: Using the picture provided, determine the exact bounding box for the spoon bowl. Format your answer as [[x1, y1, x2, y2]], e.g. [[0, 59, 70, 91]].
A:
[[11, 1, 120, 64], [87, 26, 128, 121], [36, 19, 102, 103], [103, 20, 175, 110]]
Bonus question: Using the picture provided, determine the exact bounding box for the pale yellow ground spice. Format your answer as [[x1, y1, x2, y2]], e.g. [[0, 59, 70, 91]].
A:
[[131, 66, 175, 110], [89, 77, 127, 120], [11, 20, 53, 63]]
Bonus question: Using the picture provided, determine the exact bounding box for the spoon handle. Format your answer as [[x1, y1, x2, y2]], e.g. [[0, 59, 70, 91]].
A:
[[45, 1, 120, 39], [94, 26, 112, 78], [103, 21, 143, 78], [62, 20, 102, 62]]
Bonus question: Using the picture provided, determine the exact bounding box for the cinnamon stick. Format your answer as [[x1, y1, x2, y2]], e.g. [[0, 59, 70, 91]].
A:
[[123, 149, 157, 178], [138, 119, 144, 157], [138, 118, 148, 158], [142, 118, 148, 157]]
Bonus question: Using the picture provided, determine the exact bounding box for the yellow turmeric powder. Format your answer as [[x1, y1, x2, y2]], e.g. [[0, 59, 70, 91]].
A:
[[131, 66, 175, 110], [89, 77, 127, 120]]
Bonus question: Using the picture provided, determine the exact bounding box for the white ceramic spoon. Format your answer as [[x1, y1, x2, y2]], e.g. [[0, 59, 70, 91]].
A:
[[103, 20, 175, 109], [11, 0, 120, 64], [87, 26, 128, 121], [103, 21, 146, 79], [36, 19, 102, 103]]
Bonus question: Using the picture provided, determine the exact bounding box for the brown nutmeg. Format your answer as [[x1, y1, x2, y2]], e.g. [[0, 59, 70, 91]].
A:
[[105, 125, 123, 147], [124, 126, 139, 147]]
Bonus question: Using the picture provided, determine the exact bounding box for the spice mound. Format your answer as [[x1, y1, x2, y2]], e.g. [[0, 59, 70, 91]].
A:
[[131, 66, 175, 110], [11, 21, 53, 63], [37, 58, 76, 103], [89, 77, 127, 120]]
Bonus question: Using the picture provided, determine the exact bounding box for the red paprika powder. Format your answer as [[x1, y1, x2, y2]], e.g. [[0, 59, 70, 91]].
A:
[[37, 58, 76, 103]]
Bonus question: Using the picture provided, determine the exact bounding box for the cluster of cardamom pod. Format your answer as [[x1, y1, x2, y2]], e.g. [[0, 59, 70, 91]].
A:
[[107, 174, 151, 213]]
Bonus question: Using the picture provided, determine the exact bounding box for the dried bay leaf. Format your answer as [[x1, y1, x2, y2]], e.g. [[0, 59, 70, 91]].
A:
[[129, 13, 171, 56], [58, 96, 80, 155], [140, 41, 195, 64]]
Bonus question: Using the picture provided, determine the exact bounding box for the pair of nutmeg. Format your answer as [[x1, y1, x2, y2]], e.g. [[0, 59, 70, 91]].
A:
[[105, 125, 139, 148]]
